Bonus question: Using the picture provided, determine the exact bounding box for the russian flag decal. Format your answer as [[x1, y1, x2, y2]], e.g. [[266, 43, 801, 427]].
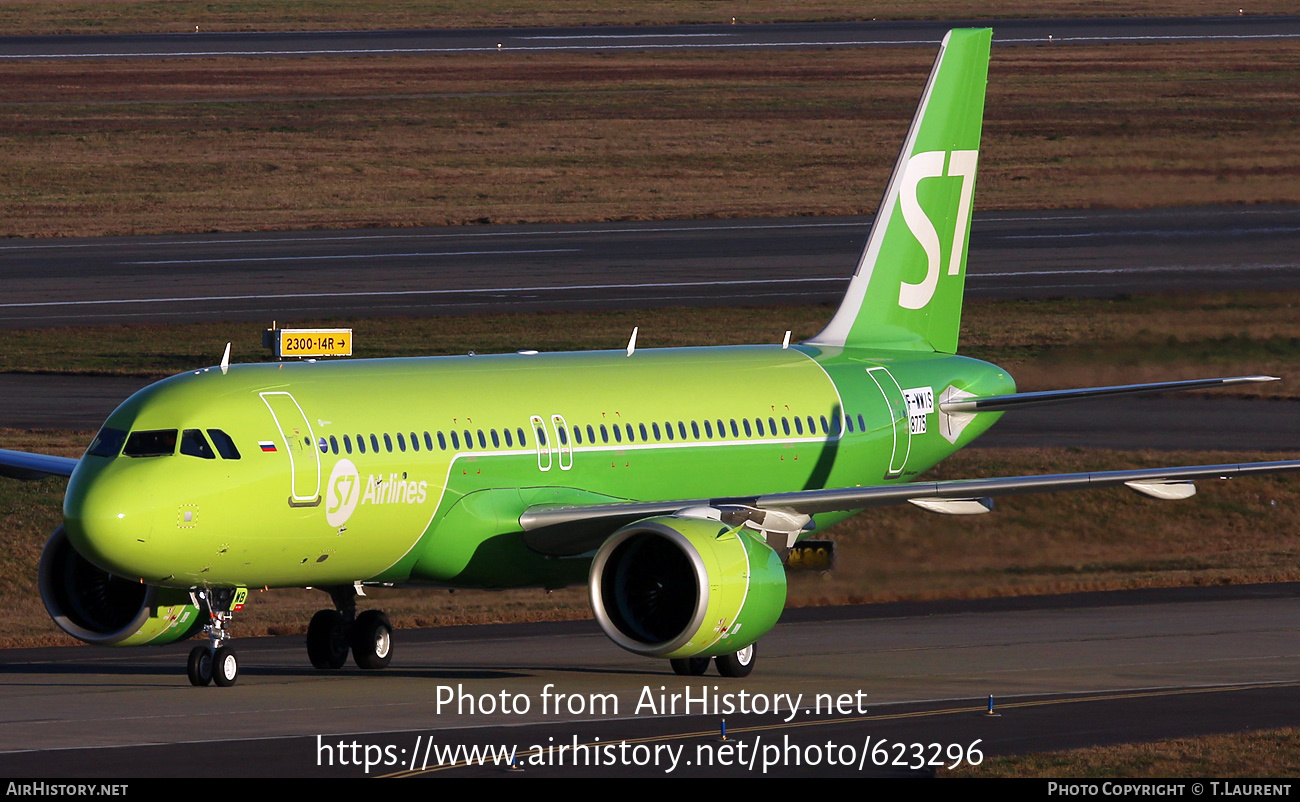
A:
[[259, 441, 278, 452]]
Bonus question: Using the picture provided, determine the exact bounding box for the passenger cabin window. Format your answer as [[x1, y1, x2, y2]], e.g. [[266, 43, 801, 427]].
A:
[[124, 429, 178, 457], [87, 427, 128, 458]]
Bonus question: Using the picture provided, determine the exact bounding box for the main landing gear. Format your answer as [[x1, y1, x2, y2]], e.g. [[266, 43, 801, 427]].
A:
[[670, 642, 757, 678], [187, 587, 245, 687], [306, 585, 394, 671]]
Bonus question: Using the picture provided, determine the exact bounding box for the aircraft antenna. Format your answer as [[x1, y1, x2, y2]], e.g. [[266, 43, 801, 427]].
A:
[[626, 327, 638, 357], [220, 342, 231, 375], [782, 331, 791, 349]]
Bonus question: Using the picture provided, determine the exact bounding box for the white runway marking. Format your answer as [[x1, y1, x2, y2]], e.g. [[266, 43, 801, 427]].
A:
[[125, 248, 581, 265], [0, 220, 866, 252], [0, 277, 850, 309], [4, 32, 1298, 59]]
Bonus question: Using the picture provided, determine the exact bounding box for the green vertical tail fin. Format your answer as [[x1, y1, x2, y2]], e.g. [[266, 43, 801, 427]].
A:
[[807, 28, 991, 354]]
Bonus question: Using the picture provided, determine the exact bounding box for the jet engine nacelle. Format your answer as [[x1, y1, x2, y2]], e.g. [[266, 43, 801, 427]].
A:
[[589, 514, 786, 659], [39, 526, 204, 646]]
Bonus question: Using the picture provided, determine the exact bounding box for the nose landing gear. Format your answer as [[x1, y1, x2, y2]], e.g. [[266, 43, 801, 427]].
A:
[[186, 587, 245, 687]]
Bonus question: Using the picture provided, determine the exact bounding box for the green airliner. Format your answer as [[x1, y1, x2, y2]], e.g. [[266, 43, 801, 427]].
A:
[[4, 28, 1297, 688]]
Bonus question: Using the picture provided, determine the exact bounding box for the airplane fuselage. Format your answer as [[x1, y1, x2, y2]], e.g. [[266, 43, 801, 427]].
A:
[[64, 344, 1013, 591]]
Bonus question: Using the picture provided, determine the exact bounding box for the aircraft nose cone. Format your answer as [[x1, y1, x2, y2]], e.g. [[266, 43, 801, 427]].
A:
[[63, 464, 154, 579]]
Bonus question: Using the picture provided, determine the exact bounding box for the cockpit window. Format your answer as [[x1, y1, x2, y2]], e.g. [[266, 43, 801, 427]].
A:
[[180, 429, 215, 459], [87, 427, 128, 458], [123, 429, 178, 457], [207, 429, 241, 460]]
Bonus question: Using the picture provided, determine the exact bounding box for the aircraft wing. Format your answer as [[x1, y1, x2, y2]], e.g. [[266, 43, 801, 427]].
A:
[[519, 458, 1300, 556], [0, 448, 78, 480]]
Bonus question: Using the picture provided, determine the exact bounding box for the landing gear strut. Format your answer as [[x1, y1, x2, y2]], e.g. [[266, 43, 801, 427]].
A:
[[187, 587, 245, 687], [306, 585, 394, 671]]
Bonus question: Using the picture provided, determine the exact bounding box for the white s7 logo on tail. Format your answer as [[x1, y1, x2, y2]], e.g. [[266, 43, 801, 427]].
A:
[[897, 149, 978, 310]]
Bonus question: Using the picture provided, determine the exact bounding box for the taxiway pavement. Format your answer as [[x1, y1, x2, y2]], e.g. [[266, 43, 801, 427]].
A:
[[2, 16, 1298, 61], [1, 585, 1297, 776], [3, 206, 1297, 328]]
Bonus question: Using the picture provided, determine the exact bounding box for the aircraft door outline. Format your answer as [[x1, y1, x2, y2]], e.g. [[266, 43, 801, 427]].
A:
[[551, 414, 573, 471], [260, 391, 322, 506], [530, 415, 552, 472], [865, 367, 912, 476]]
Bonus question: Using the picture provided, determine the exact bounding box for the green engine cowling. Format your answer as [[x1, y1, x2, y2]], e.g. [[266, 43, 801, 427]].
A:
[[589, 514, 787, 660], [39, 526, 204, 646]]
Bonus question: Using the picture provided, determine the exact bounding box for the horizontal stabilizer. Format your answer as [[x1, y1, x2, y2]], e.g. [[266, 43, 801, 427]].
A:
[[938, 375, 1278, 413]]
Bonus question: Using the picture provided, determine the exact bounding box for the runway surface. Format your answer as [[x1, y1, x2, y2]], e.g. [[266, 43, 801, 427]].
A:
[[4, 206, 1298, 328], [1, 584, 1297, 776], [1, 16, 1298, 60]]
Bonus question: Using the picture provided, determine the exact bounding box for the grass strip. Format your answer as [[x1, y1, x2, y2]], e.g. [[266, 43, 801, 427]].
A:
[[3, 293, 1298, 399], [1, 43, 1297, 237], [947, 727, 1300, 777]]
